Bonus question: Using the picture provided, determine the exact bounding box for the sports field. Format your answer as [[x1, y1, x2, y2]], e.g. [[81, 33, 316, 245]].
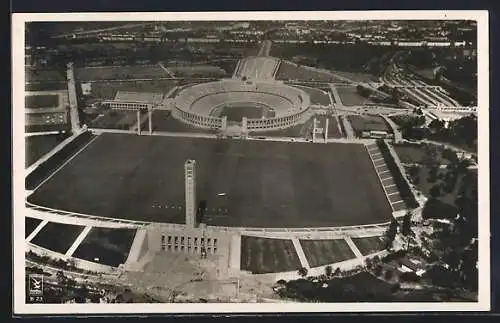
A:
[[240, 236, 301, 274], [28, 133, 392, 228], [299, 239, 356, 268], [25, 94, 60, 109], [217, 103, 274, 122]]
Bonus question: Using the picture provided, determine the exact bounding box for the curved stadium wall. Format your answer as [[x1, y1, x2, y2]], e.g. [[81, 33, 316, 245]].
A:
[[172, 80, 311, 131]]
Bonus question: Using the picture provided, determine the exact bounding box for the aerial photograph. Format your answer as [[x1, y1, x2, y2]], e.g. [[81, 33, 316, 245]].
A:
[[18, 16, 482, 309]]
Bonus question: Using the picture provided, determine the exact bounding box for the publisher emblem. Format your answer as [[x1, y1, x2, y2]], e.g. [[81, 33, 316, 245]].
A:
[[28, 274, 43, 296]]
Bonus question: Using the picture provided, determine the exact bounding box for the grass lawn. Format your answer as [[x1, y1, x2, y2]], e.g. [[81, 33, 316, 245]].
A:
[[75, 65, 169, 81], [151, 110, 216, 133], [73, 227, 137, 267], [275, 61, 346, 83], [405, 165, 464, 206], [26, 133, 70, 167], [25, 94, 60, 109], [88, 110, 144, 130], [240, 236, 301, 274], [337, 87, 378, 106], [347, 114, 390, 133], [291, 85, 331, 106], [217, 104, 273, 122], [25, 217, 42, 238], [300, 239, 356, 268], [28, 133, 392, 227], [352, 236, 385, 256], [30, 222, 85, 254], [392, 143, 456, 165], [90, 79, 178, 100]]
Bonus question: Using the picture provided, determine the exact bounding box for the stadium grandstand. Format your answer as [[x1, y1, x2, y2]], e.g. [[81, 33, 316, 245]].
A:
[[233, 56, 281, 80]]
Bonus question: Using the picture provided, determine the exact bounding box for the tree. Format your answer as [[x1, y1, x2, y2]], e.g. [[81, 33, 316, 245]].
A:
[[374, 265, 383, 277], [365, 257, 373, 269], [428, 119, 445, 134], [384, 270, 394, 280], [429, 184, 441, 198], [401, 211, 413, 236], [298, 267, 308, 278], [385, 219, 399, 249], [324, 265, 333, 278]]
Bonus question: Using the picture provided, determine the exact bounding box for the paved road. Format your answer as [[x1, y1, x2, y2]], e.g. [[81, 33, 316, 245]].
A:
[[257, 40, 273, 57], [53, 22, 156, 39], [380, 114, 403, 142], [340, 115, 355, 139]]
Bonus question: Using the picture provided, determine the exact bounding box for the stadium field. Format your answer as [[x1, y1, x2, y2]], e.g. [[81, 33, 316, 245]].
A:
[[25, 94, 60, 109], [26, 133, 70, 167], [351, 236, 385, 256], [300, 239, 356, 268], [73, 227, 137, 267], [27, 133, 393, 228], [25, 217, 42, 238], [240, 236, 301, 274], [30, 222, 85, 254], [216, 103, 274, 122]]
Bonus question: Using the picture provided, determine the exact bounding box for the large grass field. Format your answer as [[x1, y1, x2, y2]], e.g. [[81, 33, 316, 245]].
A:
[[88, 110, 144, 130], [90, 79, 178, 100], [336, 87, 378, 106], [75, 65, 169, 81], [26, 133, 70, 167], [351, 236, 385, 256], [25, 217, 42, 238], [299, 239, 356, 268], [275, 61, 347, 83], [151, 110, 216, 133], [347, 115, 390, 134], [240, 236, 301, 274], [27, 133, 392, 227], [30, 222, 84, 254], [72, 227, 137, 267], [25, 95, 60, 109], [291, 85, 331, 106], [216, 104, 274, 122]]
